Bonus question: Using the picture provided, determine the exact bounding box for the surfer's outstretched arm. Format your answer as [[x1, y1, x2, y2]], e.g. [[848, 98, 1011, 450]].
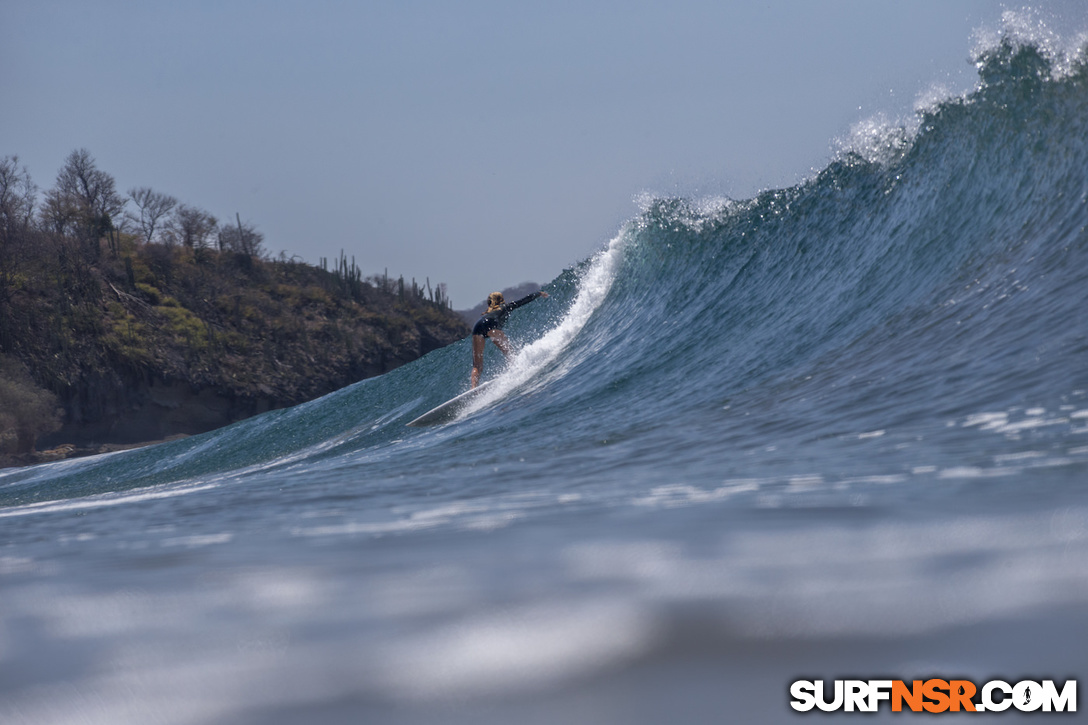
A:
[[505, 291, 548, 312]]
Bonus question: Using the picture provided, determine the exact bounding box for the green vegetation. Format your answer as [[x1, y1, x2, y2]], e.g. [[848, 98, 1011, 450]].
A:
[[0, 150, 468, 465], [0, 355, 62, 456]]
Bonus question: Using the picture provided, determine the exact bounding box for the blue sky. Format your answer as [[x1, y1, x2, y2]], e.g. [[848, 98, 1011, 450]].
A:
[[3, 1, 1087, 307]]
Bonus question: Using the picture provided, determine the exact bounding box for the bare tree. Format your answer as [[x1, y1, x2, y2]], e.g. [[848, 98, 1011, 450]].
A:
[[167, 204, 218, 249], [0, 157, 37, 326], [50, 149, 125, 245], [39, 187, 80, 236], [127, 187, 177, 245], [0, 156, 37, 237], [217, 213, 265, 258]]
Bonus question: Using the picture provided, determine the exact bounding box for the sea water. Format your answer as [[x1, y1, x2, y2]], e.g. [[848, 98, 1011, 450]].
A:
[[2, 17, 1087, 724]]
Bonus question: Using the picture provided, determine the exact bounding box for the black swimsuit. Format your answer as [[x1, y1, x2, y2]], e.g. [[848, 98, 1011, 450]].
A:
[[472, 292, 543, 337]]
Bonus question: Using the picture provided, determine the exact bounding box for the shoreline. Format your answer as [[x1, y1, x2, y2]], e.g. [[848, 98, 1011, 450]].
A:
[[0, 434, 191, 471]]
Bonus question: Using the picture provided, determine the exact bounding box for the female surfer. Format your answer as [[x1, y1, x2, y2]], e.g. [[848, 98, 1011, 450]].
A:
[[471, 290, 549, 388]]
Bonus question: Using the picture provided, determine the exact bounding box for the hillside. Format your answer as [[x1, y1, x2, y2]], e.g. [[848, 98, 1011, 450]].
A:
[[0, 151, 469, 467], [0, 239, 468, 468]]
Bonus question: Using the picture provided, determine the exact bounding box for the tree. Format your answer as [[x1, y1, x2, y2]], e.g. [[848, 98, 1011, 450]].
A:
[[47, 149, 125, 252], [0, 156, 37, 237], [167, 204, 218, 249], [39, 186, 80, 236], [217, 213, 265, 258], [0, 157, 37, 344], [57, 149, 125, 219], [127, 186, 177, 245]]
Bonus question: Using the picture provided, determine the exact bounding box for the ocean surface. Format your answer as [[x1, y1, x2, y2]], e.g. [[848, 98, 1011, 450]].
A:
[[3, 20, 1088, 724]]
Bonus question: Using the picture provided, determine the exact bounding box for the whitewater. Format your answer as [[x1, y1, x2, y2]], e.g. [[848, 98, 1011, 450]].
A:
[[3, 18, 1088, 724]]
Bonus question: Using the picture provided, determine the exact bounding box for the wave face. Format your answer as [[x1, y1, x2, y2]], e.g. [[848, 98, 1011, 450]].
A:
[[3, 22, 1088, 725], [6, 32, 1086, 509]]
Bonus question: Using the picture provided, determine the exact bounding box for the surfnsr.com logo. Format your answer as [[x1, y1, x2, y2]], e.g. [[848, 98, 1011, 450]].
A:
[[790, 679, 1077, 713]]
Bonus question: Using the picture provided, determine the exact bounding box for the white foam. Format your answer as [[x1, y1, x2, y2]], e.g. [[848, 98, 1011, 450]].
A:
[[0, 480, 222, 519], [962, 412, 1009, 429], [913, 81, 957, 116], [458, 230, 625, 419], [837, 112, 918, 166], [972, 8, 1088, 81], [830, 9, 1088, 174], [938, 466, 1018, 480], [631, 481, 763, 508], [160, 533, 233, 549], [289, 491, 566, 539]]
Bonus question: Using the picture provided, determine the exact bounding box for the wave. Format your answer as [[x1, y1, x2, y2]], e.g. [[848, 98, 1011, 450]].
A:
[[3, 19, 1088, 512]]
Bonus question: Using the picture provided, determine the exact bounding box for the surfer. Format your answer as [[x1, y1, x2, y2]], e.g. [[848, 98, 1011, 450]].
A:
[[471, 290, 549, 388]]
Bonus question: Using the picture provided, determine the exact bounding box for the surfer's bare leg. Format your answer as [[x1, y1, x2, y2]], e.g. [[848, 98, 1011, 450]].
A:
[[471, 334, 486, 388], [488, 329, 513, 358]]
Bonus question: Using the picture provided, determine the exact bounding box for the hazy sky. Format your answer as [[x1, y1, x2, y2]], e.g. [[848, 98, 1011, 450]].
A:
[[3, 1, 1087, 307]]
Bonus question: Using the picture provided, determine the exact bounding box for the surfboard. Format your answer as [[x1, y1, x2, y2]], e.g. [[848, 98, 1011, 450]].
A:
[[406, 381, 495, 427]]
